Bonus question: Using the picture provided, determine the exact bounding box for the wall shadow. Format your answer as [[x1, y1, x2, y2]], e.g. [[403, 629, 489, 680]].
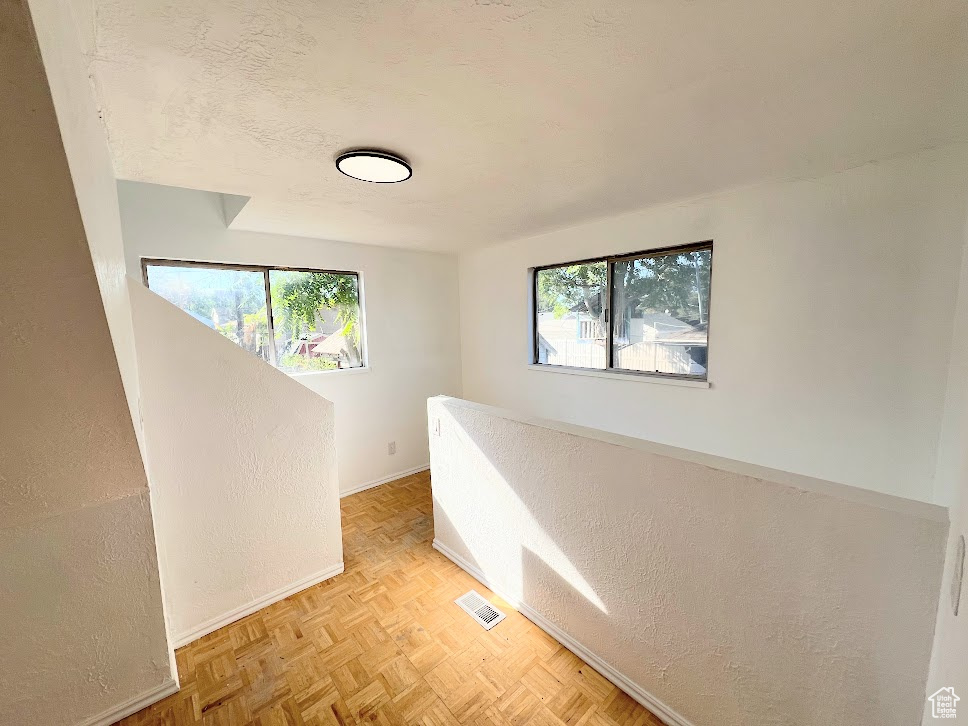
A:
[[428, 401, 925, 726]]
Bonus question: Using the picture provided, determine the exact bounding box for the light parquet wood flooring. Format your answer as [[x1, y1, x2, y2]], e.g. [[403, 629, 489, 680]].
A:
[[117, 471, 662, 726]]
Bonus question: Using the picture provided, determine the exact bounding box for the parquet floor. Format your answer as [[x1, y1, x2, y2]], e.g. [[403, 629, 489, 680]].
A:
[[117, 471, 662, 726]]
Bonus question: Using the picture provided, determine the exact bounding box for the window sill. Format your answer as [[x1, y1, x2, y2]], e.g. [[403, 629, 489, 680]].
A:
[[526, 363, 710, 388], [287, 366, 371, 380]]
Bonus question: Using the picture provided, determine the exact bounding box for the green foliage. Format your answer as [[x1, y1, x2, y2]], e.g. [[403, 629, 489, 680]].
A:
[[613, 250, 710, 322], [536, 262, 607, 317], [216, 321, 236, 339], [279, 353, 338, 372], [245, 307, 268, 330], [147, 264, 365, 368], [270, 270, 361, 347], [536, 250, 710, 326]]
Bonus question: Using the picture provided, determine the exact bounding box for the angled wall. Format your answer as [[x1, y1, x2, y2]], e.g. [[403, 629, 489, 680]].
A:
[[27, 0, 148, 454], [117, 180, 462, 496], [429, 396, 948, 726], [130, 282, 343, 645], [0, 1, 172, 724]]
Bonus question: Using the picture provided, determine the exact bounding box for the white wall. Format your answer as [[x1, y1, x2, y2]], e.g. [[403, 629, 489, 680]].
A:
[[130, 283, 344, 644], [0, 2, 172, 723], [459, 146, 968, 503], [922, 204, 968, 722], [429, 397, 948, 726], [118, 181, 462, 495], [27, 0, 147, 455]]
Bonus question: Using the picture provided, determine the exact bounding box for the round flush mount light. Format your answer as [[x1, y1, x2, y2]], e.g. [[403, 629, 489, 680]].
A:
[[335, 149, 412, 183]]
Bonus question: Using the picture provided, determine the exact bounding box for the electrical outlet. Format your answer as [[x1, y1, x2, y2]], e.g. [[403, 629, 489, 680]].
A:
[[388, 441, 396, 455]]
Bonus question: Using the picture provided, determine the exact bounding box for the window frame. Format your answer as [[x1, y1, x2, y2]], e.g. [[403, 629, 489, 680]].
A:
[[531, 240, 713, 382], [141, 257, 367, 374]]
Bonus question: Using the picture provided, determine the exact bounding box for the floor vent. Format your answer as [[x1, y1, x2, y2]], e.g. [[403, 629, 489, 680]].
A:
[[455, 590, 507, 631]]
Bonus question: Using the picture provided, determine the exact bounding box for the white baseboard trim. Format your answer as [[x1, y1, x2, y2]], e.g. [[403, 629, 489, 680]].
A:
[[76, 679, 179, 726], [432, 539, 695, 726], [340, 464, 430, 498], [172, 561, 345, 647]]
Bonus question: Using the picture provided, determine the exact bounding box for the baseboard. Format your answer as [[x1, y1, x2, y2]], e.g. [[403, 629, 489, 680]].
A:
[[340, 464, 430, 498], [172, 561, 345, 647], [432, 539, 695, 726], [76, 679, 179, 726]]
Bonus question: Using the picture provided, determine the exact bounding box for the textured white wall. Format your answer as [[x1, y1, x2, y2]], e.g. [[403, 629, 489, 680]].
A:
[[118, 181, 462, 495], [130, 283, 344, 643], [27, 0, 147, 455], [0, 1, 172, 723], [459, 147, 968, 504], [429, 397, 948, 726], [922, 204, 968, 721]]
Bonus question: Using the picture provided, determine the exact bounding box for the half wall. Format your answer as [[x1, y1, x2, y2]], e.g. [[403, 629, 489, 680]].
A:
[[131, 282, 343, 645], [429, 396, 947, 726]]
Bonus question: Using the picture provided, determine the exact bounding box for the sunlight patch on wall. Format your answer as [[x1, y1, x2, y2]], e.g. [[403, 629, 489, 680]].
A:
[[433, 409, 607, 614]]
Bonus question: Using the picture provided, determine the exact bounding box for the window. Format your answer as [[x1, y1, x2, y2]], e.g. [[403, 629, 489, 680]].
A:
[[143, 260, 365, 373], [533, 242, 712, 380], [535, 261, 607, 370]]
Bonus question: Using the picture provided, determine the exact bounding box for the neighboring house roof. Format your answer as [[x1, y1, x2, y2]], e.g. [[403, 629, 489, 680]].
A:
[[287, 332, 328, 353], [663, 323, 708, 345], [536, 333, 557, 356], [312, 333, 349, 356], [538, 310, 704, 342], [568, 300, 602, 314], [637, 312, 692, 334]]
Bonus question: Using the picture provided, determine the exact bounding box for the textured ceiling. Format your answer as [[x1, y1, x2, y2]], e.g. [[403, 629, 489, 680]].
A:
[[74, 0, 968, 251]]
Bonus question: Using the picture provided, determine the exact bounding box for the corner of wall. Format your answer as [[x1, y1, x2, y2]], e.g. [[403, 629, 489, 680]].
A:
[[921, 197, 968, 723], [26, 0, 149, 463]]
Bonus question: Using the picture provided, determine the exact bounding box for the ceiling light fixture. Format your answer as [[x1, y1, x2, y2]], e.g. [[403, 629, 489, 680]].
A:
[[335, 149, 412, 183]]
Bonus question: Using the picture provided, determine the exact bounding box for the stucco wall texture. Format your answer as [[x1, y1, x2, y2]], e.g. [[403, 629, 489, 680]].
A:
[[28, 0, 151, 458], [0, 1, 172, 722], [429, 397, 948, 726], [131, 283, 343, 644]]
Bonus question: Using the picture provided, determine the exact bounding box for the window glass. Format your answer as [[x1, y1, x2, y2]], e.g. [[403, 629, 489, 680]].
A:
[[144, 262, 365, 374], [534, 262, 607, 370], [611, 248, 711, 376], [145, 264, 271, 363], [269, 270, 363, 372]]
